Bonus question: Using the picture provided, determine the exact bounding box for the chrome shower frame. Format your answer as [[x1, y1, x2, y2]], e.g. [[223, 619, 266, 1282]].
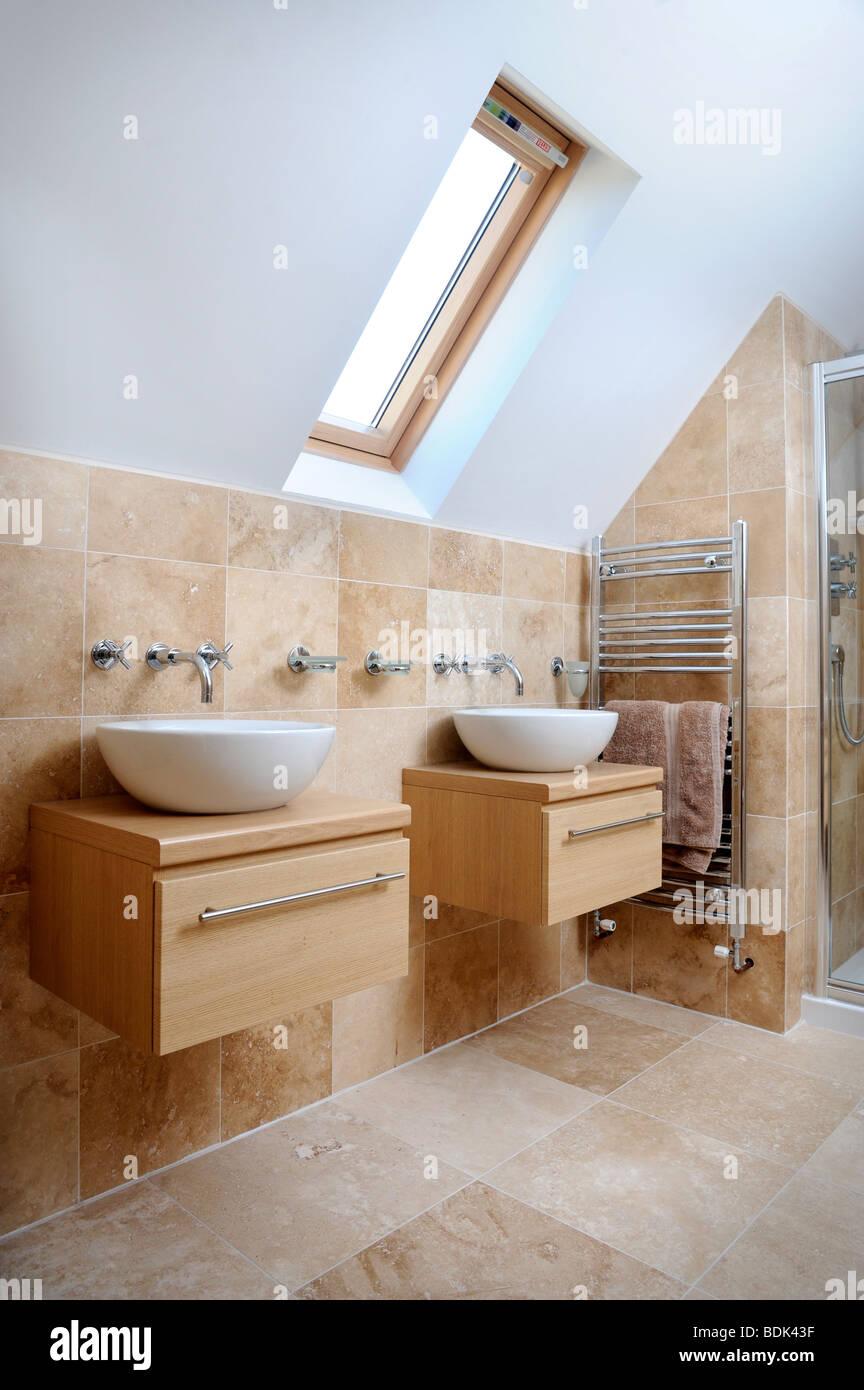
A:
[[814, 351, 864, 1005]]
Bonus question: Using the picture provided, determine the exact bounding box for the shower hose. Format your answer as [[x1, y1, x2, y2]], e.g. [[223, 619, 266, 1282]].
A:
[[832, 644, 864, 745]]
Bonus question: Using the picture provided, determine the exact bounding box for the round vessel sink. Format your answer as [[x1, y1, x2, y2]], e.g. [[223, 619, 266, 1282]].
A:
[[96, 719, 335, 814], [452, 707, 618, 773]]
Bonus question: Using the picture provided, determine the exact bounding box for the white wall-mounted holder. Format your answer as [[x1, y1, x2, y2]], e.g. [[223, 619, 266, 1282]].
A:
[[551, 657, 589, 699]]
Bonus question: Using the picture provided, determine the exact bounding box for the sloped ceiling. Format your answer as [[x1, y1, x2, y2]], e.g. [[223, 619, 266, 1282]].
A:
[[2, 0, 864, 548]]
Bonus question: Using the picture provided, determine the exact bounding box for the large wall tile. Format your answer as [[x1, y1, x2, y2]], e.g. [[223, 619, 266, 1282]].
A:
[[0, 718, 80, 894], [79, 1037, 220, 1198], [84, 553, 227, 715], [729, 488, 786, 597], [336, 581, 427, 707], [588, 899, 633, 991], [225, 567, 337, 710], [330, 707, 426, 801], [502, 541, 565, 603], [564, 551, 589, 606], [746, 597, 787, 706], [501, 599, 563, 705], [332, 948, 423, 1091], [560, 916, 586, 989], [339, 511, 428, 587], [727, 926, 786, 1032], [746, 707, 787, 817], [228, 490, 338, 576], [726, 297, 783, 388], [424, 922, 499, 1050], [220, 1003, 332, 1140], [89, 467, 228, 565], [632, 905, 726, 1015], [0, 547, 84, 716], [0, 450, 88, 549], [635, 392, 726, 505], [428, 527, 502, 595], [425, 589, 503, 706], [728, 381, 786, 490], [0, 893, 77, 1067], [498, 920, 561, 1017], [0, 1052, 78, 1235]]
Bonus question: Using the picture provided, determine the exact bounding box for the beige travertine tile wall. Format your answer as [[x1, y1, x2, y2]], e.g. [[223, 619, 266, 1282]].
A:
[[0, 448, 590, 1235], [591, 294, 841, 1033]]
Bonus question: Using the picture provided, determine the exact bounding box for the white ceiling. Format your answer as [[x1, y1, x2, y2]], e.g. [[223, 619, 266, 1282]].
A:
[[3, 0, 863, 547]]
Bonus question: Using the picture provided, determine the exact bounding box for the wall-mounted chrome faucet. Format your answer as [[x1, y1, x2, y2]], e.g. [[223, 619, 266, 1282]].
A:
[[145, 639, 233, 704], [433, 651, 524, 697], [287, 645, 345, 674]]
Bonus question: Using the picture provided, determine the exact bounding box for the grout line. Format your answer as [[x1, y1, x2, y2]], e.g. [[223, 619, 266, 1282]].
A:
[[144, 1180, 296, 1290], [287, 1175, 479, 1295]]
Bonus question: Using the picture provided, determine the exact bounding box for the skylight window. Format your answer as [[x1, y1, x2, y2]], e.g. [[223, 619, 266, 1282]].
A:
[[323, 132, 517, 428], [306, 81, 584, 473]]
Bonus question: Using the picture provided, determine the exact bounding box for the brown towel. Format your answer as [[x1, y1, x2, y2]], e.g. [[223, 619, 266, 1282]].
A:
[[604, 700, 730, 873]]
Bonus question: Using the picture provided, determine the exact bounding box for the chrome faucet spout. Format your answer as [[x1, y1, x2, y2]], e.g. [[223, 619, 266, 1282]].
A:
[[486, 652, 524, 696], [145, 639, 233, 704], [172, 650, 214, 703]]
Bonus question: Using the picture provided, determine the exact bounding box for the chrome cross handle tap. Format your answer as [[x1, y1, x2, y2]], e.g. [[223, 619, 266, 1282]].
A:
[[91, 637, 133, 671], [198, 639, 234, 671]]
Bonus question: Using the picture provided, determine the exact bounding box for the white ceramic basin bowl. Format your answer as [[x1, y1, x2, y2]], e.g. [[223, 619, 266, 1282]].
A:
[[96, 719, 335, 814], [452, 708, 619, 773]]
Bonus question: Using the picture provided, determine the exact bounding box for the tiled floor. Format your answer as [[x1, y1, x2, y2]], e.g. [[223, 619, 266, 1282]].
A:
[[2, 983, 864, 1301]]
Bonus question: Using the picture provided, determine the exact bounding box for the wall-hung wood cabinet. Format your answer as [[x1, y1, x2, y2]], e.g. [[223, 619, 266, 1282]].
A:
[[402, 762, 663, 925], [30, 792, 410, 1055]]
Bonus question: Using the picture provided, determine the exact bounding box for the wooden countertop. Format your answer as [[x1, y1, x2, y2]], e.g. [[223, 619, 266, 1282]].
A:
[[402, 760, 664, 804], [31, 791, 411, 868]]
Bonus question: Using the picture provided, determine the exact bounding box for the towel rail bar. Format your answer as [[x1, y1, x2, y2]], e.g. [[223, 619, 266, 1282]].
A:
[[601, 536, 732, 554], [601, 563, 732, 579], [590, 521, 747, 934]]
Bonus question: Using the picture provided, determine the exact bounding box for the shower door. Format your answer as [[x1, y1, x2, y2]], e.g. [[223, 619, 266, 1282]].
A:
[[817, 353, 864, 1000]]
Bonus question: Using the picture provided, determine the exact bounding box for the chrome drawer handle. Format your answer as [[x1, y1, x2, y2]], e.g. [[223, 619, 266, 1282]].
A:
[[568, 811, 663, 840], [198, 871, 406, 923]]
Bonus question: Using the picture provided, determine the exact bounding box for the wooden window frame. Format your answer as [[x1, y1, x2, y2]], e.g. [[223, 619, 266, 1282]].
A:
[[305, 80, 587, 474]]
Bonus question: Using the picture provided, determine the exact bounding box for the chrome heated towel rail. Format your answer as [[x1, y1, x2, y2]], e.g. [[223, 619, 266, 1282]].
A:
[[588, 521, 747, 926]]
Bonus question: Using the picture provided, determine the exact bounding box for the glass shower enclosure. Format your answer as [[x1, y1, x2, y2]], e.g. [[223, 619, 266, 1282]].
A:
[[816, 352, 864, 1003]]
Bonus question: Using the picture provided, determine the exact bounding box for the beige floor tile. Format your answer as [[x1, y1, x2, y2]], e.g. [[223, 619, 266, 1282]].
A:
[[152, 1103, 468, 1289], [0, 1182, 273, 1299], [488, 1101, 788, 1284], [297, 1181, 684, 1300], [465, 996, 686, 1095], [614, 1039, 860, 1166], [340, 1043, 596, 1175], [565, 983, 718, 1037], [701, 1020, 864, 1092], [700, 1174, 864, 1301], [802, 1104, 864, 1194]]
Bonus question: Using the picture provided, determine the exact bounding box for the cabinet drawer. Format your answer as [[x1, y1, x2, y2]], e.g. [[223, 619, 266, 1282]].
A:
[[154, 838, 409, 1054], [542, 789, 662, 923]]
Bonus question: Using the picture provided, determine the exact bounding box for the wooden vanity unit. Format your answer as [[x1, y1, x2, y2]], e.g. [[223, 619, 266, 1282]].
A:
[[402, 761, 663, 925], [29, 791, 410, 1055]]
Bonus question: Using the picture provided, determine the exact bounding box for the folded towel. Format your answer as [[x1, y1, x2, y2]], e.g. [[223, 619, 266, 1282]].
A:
[[604, 699, 730, 873]]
